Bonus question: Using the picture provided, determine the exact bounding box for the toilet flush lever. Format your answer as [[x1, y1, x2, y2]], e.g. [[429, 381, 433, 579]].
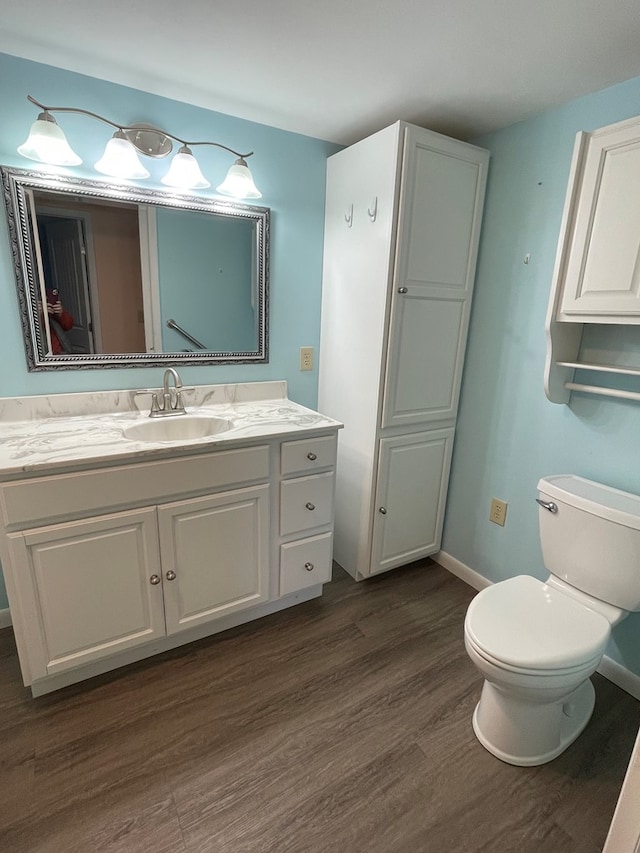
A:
[[536, 498, 558, 513]]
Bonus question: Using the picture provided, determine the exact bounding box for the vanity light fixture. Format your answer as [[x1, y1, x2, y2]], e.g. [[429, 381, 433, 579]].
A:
[[17, 95, 262, 199], [161, 145, 210, 189], [95, 130, 150, 180], [17, 107, 82, 166]]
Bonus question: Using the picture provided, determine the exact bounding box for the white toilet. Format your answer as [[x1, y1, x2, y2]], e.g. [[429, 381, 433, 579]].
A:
[[464, 474, 640, 766]]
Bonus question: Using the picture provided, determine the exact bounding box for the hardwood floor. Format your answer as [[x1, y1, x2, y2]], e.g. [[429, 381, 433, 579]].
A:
[[1, 560, 638, 853]]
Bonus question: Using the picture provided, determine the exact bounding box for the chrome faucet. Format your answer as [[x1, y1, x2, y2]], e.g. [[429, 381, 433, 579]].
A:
[[149, 368, 187, 417]]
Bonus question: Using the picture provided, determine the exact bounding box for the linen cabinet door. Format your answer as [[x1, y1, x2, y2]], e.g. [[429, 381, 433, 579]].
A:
[[383, 289, 466, 426], [7, 507, 165, 679], [158, 485, 270, 635], [370, 429, 454, 576], [382, 127, 488, 428]]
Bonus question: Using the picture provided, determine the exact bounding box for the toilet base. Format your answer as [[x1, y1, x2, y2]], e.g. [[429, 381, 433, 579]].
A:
[[472, 677, 596, 766]]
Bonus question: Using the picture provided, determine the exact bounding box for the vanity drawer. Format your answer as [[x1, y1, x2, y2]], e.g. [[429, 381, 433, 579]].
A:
[[280, 532, 333, 595], [280, 472, 334, 536], [280, 434, 337, 476], [0, 445, 270, 529]]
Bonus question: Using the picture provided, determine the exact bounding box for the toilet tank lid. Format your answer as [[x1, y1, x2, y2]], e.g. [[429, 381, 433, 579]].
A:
[[538, 475, 640, 531]]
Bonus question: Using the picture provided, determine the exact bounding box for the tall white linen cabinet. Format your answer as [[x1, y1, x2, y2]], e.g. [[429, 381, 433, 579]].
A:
[[318, 121, 489, 580]]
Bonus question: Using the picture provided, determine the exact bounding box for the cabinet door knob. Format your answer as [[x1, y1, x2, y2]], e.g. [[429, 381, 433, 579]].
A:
[[397, 287, 408, 294], [149, 574, 161, 585], [304, 562, 314, 572], [166, 570, 177, 581], [379, 507, 387, 515], [307, 452, 317, 461], [305, 502, 316, 511]]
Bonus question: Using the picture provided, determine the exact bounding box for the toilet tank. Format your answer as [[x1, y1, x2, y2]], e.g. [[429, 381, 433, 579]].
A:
[[538, 475, 640, 611]]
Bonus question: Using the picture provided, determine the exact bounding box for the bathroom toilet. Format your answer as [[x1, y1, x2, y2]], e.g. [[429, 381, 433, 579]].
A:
[[464, 474, 640, 766]]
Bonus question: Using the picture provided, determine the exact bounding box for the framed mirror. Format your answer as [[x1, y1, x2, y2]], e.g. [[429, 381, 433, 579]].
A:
[[1, 166, 269, 370]]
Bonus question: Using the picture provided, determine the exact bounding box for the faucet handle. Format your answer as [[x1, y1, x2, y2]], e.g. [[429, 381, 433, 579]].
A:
[[171, 389, 187, 414], [150, 393, 161, 415]]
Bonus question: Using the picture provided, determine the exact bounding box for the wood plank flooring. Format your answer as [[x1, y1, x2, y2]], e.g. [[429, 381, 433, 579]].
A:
[[1, 560, 639, 853]]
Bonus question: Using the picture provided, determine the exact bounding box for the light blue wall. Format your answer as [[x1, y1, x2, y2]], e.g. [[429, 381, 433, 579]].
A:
[[443, 75, 640, 677], [0, 52, 338, 611]]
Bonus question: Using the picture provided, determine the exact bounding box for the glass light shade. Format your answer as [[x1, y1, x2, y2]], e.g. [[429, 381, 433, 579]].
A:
[[161, 146, 210, 189], [216, 158, 262, 199], [17, 113, 82, 166], [95, 133, 150, 179]]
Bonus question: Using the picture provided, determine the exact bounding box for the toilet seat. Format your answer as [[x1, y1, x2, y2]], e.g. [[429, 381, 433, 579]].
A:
[[465, 575, 610, 671], [464, 632, 603, 678]]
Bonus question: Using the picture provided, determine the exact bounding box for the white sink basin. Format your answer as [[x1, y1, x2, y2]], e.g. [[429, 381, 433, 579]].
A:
[[124, 415, 232, 443]]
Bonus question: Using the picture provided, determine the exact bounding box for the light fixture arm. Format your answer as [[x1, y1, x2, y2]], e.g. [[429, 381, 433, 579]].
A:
[[27, 95, 124, 133], [25, 95, 254, 160], [180, 141, 254, 160]]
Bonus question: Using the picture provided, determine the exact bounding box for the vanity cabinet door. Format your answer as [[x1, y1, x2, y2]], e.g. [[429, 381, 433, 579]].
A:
[[7, 508, 165, 679], [370, 429, 454, 576], [158, 485, 270, 635]]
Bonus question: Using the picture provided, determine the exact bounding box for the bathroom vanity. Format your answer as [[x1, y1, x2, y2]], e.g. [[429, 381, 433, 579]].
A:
[[0, 381, 341, 696]]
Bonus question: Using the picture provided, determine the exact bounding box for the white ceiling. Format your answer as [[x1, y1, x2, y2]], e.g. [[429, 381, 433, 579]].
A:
[[3, 0, 640, 144]]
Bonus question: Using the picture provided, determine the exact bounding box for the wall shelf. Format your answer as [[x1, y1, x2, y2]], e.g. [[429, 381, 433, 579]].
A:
[[556, 361, 640, 377], [563, 382, 640, 403]]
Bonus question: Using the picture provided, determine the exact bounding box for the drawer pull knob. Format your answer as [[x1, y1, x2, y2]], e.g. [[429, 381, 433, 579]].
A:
[[398, 287, 408, 294], [304, 562, 314, 572], [305, 502, 316, 511], [166, 570, 177, 581], [307, 452, 317, 461], [379, 507, 387, 515], [149, 574, 161, 585]]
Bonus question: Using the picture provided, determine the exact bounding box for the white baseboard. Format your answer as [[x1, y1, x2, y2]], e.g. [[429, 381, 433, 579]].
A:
[[433, 550, 640, 703], [433, 550, 491, 591], [598, 655, 640, 702], [0, 608, 12, 629]]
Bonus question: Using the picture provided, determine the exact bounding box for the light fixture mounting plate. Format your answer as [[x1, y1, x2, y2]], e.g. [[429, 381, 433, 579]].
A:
[[123, 124, 173, 158]]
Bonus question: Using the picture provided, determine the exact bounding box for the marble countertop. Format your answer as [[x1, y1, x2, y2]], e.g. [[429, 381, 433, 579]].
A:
[[0, 381, 342, 478]]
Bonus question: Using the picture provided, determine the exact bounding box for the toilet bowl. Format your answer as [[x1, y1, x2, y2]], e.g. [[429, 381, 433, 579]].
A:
[[464, 475, 640, 766], [464, 575, 610, 765]]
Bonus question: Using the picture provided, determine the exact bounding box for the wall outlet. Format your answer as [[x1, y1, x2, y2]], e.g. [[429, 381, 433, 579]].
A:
[[490, 498, 508, 527], [299, 346, 314, 371]]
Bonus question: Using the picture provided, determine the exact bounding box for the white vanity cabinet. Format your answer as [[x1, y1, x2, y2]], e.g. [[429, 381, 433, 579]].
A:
[[545, 114, 640, 404], [0, 422, 338, 696], [8, 485, 271, 677], [2, 446, 271, 683], [319, 121, 488, 579]]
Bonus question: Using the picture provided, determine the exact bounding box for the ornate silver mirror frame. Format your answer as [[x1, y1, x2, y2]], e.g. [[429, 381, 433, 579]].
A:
[[1, 166, 269, 370]]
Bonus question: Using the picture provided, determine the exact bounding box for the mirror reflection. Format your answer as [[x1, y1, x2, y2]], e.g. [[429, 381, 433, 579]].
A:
[[1, 167, 269, 370]]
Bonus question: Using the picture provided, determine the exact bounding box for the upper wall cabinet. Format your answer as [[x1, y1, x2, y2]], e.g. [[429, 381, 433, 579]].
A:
[[556, 116, 640, 321], [545, 114, 640, 404]]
